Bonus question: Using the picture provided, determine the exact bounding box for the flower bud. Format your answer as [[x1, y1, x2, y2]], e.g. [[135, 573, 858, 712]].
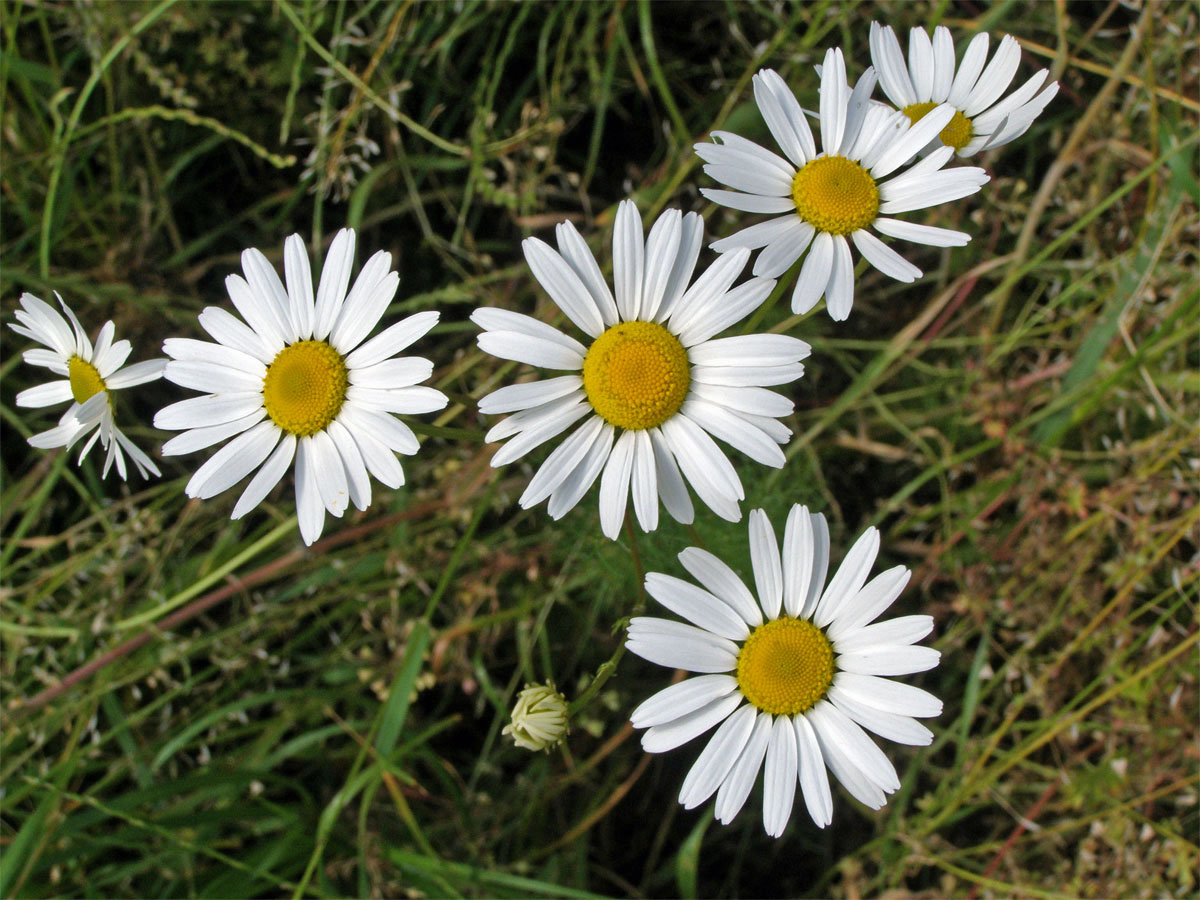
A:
[[503, 683, 569, 752]]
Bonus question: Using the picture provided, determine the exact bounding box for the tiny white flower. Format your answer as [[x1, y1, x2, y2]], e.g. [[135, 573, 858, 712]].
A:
[[473, 199, 811, 539], [697, 48, 990, 321], [154, 229, 447, 545], [870, 22, 1059, 157], [9, 292, 164, 480], [627, 505, 942, 836]]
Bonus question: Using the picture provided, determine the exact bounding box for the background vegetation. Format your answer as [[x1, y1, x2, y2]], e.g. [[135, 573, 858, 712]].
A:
[[2, 0, 1196, 897]]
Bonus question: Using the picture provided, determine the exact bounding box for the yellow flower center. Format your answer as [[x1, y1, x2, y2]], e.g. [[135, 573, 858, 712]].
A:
[[791, 155, 880, 235], [261, 340, 348, 436], [736, 617, 834, 716], [68, 355, 107, 405], [581, 321, 690, 431], [901, 101, 974, 152]]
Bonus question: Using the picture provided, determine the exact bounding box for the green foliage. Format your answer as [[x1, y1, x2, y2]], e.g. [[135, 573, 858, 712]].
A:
[[2, 1, 1196, 897]]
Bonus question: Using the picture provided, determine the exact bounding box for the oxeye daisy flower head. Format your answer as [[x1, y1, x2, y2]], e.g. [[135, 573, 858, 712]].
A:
[[627, 505, 942, 836], [696, 48, 990, 321], [870, 22, 1060, 158], [9, 292, 165, 480], [473, 199, 812, 540], [154, 228, 447, 545]]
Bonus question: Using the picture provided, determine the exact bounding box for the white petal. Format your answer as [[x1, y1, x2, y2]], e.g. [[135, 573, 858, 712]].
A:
[[710, 215, 799, 254], [309, 429, 349, 517], [631, 674, 740, 729], [675, 276, 775, 347], [197, 305, 275, 362], [644, 573, 750, 641], [343, 416, 406, 489], [819, 47, 849, 153], [519, 414, 605, 508], [678, 546, 761, 627], [343, 310, 439, 369], [154, 393, 264, 430], [907, 26, 934, 102], [555, 220, 619, 327], [348, 357, 433, 389], [478, 375, 582, 415], [640, 693, 745, 754], [852, 229, 922, 283], [807, 702, 888, 808], [835, 615, 933, 653], [104, 359, 166, 390], [523, 237, 605, 338], [160, 410, 265, 455], [837, 645, 940, 676], [826, 565, 911, 638], [691, 363, 806, 388], [340, 404, 419, 456], [680, 704, 758, 809], [870, 22, 918, 108], [598, 429, 636, 539], [294, 438, 326, 545], [872, 218, 970, 247], [813, 527, 880, 627], [163, 360, 263, 394], [162, 338, 266, 376], [16, 381, 73, 408], [878, 169, 987, 214], [697, 131, 795, 181], [782, 505, 814, 617], [473, 306, 587, 352], [546, 421, 614, 519], [223, 274, 286, 350], [688, 333, 809, 367], [327, 248, 393, 348], [231, 433, 297, 519], [947, 32, 990, 107], [833, 672, 943, 719], [638, 208, 682, 323], [629, 430, 658, 533], [283, 234, 315, 339], [612, 199, 644, 320], [791, 231, 833, 315], [489, 399, 590, 467], [963, 35, 1021, 117], [655, 212, 704, 323], [239, 249, 295, 343], [700, 188, 796, 215], [930, 26, 955, 102], [626, 617, 739, 673], [829, 686, 934, 745], [477, 332, 584, 371], [794, 714, 833, 827], [714, 712, 772, 824], [762, 715, 798, 837], [649, 427, 693, 525], [839, 69, 878, 157], [667, 248, 750, 339], [313, 229, 356, 341], [701, 162, 792, 198], [749, 509, 783, 619], [870, 104, 955, 178], [825, 235, 855, 322], [659, 415, 743, 522], [185, 420, 280, 500], [679, 399, 785, 468], [801, 512, 831, 618], [755, 68, 816, 165]]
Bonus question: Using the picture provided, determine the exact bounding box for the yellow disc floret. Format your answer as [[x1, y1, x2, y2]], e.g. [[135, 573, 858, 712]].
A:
[[68, 355, 107, 405], [791, 155, 880, 235], [262, 340, 348, 436], [736, 617, 835, 716], [901, 101, 973, 153], [582, 321, 690, 431]]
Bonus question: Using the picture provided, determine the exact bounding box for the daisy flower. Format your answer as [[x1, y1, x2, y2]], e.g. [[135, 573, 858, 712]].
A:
[[473, 200, 811, 540], [696, 47, 989, 321], [627, 505, 941, 836], [9, 292, 164, 480], [154, 228, 446, 545], [870, 22, 1059, 158]]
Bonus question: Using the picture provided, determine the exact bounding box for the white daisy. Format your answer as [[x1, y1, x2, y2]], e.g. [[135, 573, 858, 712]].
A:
[[473, 199, 811, 540], [154, 228, 447, 545], [627, 505, 941, 836], [9, 292, 165, 480], [870, 22, 1059, 158], [696, 47, 990, 321]]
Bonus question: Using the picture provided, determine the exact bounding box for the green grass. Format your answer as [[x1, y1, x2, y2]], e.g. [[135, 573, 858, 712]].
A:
[[2, 1, 1197, 897]]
